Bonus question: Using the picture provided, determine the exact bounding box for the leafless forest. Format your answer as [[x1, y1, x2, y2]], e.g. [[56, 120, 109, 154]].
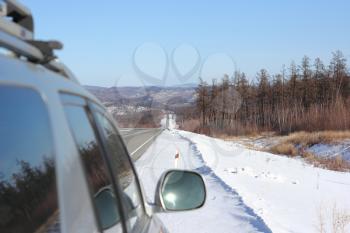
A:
[[176, 51, 350, 136]]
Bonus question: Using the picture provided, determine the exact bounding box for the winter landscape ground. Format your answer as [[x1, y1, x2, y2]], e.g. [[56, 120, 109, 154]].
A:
[[136, 116, 350, 233]]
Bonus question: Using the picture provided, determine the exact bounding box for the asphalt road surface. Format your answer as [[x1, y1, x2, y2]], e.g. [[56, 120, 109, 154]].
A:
[[119, 128, 163, 161]]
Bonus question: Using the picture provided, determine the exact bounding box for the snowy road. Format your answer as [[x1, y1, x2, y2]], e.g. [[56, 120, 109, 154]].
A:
[[136, 130, 272, 233], [135, 123, 350, 233]]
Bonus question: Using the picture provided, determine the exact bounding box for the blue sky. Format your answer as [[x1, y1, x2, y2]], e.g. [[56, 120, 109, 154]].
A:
[[22, 0, 350, 87]]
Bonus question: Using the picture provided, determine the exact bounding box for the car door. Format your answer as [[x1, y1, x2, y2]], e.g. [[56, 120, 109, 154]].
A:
[[0, 85, 61, 233], [88, 103, 152, 233], [61, 93, 127, 233], [61, 93, 157, 233]]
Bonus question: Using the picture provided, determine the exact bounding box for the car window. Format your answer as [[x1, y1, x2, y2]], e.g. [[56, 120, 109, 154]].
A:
[[93, 111, 144, 231], [63, 103, 123, 232], [0, 86, 60, 233]]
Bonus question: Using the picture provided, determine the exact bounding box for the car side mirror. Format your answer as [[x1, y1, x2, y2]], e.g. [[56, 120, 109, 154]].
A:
[[94, 187, 120, 229], [155, 170, 206, 211]]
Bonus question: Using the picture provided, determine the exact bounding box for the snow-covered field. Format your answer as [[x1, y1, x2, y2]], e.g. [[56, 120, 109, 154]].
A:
[[135, 118, 350, 233]]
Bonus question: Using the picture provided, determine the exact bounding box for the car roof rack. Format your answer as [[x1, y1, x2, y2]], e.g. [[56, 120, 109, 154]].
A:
[[0, 0, 77, 81]]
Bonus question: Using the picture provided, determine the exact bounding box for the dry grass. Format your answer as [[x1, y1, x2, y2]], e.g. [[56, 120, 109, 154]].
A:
[[317, 156, 350, 172], [179, 119, 201, 132], [267, 131, 350, 172], [203, 130, 275, 143], [270, 143, 298, 157], [300, 151, 348, 172], [317, 204, 350, 233], [210, 133, 246, 141], [269, 132, 350, 172], [331, 205, 350, 233], [270, 145, 350, 172], [283, 131, 350, 146]]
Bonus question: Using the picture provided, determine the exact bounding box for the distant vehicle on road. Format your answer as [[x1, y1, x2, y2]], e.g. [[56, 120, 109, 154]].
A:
[[0, 1, 206, 232]]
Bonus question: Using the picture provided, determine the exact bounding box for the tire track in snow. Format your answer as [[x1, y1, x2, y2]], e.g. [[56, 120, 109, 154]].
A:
[[178, 132, 273, 233]]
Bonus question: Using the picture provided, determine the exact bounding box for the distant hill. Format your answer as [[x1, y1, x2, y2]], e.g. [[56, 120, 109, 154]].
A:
[[84, 85, 196, 110]]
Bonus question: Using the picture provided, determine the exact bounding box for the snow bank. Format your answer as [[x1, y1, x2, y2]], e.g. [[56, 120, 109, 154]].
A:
[[179, 130, 350, 233]]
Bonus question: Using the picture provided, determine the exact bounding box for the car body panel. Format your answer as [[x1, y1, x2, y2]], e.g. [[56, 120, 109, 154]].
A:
[[0, 53, 165, 233]]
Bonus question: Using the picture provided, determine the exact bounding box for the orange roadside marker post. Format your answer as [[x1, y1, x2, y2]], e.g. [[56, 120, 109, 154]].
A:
[[174, 149, 180, 168]]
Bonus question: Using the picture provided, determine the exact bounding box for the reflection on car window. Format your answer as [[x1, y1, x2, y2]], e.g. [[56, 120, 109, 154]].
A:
[[94, 112, 143, 230], [63, 105, 122, 232], [0, 86, 60, 233]]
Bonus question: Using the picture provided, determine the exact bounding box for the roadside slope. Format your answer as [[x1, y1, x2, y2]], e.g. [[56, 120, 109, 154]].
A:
[[178, 130, 350, 233]]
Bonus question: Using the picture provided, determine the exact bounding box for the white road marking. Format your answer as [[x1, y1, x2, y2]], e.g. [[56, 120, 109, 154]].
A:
[[130, 131, 161, 156]]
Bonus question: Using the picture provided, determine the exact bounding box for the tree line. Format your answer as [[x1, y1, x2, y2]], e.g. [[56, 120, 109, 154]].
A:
[[177, 51, 350, 135]]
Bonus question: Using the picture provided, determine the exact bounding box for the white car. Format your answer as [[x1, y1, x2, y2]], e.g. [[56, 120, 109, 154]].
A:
[[0, 0, 206, 232]]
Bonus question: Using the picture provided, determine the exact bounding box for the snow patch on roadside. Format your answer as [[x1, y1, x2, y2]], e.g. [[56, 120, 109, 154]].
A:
[[245, 136, 350, 162], [308, 142, 350, 161]]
